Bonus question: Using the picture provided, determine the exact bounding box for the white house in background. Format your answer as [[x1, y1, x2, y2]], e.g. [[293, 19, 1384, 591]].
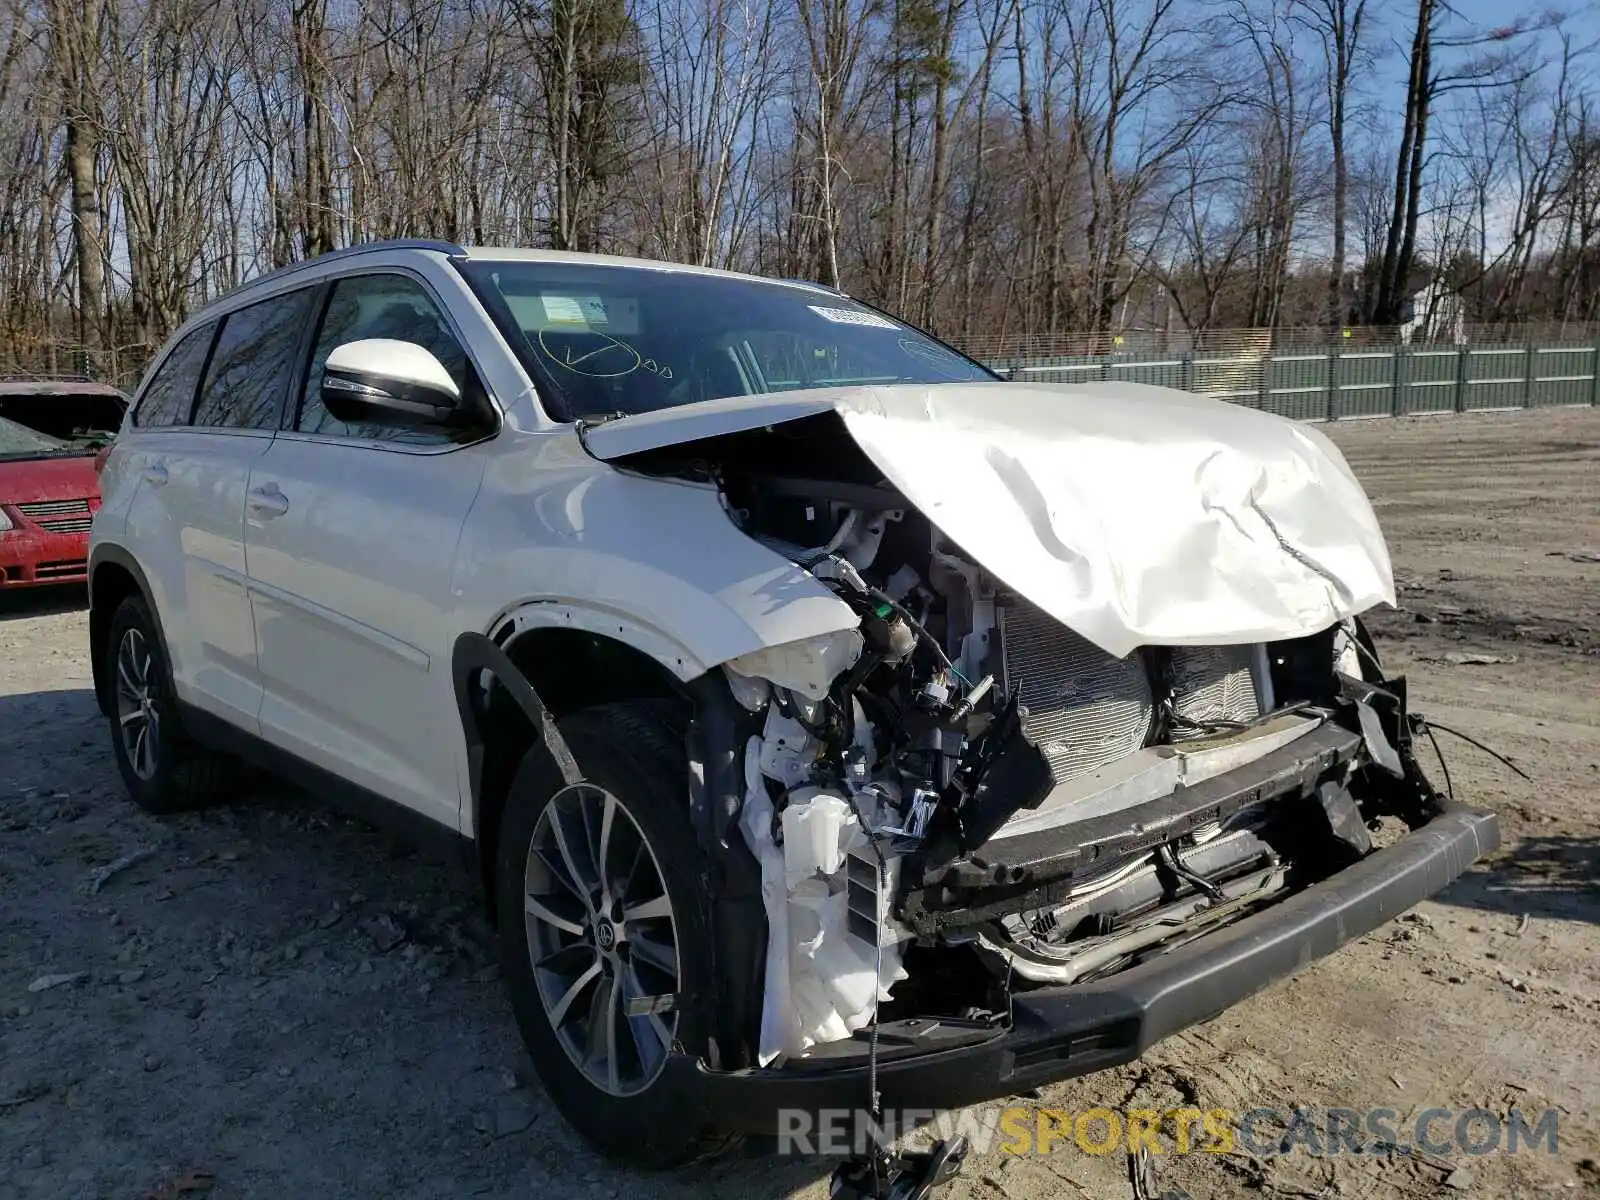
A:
[[1398, 280, 1466, 343]]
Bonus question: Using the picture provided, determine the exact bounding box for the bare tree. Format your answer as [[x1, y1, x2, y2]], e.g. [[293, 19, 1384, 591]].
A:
[[1293, 0, 1366, 326], [101, 0, 248, 343], [520, 0, 645, 251], [1229, 0, 1319, 329], [1371, 1, 1545, 324], [1551, 97, 1600, 321], [4, 0, 1599, 387], [1065, 0, 1233, 333], [1156, 136, 1256, 332], [791, 0, 879, 287], [634, 0, 781, 266], [45, 0, 106, 370]]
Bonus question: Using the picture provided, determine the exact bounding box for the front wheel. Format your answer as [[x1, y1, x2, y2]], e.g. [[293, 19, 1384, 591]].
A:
[[494, 701, 732, 1167]]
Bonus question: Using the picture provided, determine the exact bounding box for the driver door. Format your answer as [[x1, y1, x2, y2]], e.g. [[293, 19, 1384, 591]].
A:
[[244, 271, 491, 829]]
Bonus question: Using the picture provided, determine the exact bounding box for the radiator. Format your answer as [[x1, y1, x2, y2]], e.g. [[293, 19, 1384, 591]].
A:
[[999, 601, 1155, 784], [1168, 645, 1262, 736]]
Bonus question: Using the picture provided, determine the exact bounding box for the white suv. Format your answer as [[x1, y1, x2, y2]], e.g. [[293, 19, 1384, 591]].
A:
[[90, 239, 1496, 1170]]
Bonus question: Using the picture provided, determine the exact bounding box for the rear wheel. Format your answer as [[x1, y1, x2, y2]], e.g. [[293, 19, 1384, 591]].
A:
[[495, 701, 732, 1166], [104, 593, 230, 813]]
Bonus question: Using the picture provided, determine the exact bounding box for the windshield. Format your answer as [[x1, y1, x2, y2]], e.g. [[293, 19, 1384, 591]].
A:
[[0, 390, 124, 447], [456, 261, 995, 422], [0, 414, 72, 459]]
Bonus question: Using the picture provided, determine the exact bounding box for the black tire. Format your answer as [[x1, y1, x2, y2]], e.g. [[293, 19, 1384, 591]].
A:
[[104, 592, 231, 814], [495, 700, 733, 1167]]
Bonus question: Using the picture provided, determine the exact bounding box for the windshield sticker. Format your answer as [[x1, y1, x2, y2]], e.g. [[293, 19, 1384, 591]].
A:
[[808, 305, 899, 330], [540, 294, 610, 327]]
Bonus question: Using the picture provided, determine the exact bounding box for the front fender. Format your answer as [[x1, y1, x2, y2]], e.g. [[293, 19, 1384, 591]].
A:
[[451, 631, 581, 806], [454, 433, 859, 680], [485, 600, 715, 682]]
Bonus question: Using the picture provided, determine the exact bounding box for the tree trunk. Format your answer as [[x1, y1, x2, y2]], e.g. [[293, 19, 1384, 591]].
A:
[[49, 0, 104, 374], [1376, 0, 1432, 324]]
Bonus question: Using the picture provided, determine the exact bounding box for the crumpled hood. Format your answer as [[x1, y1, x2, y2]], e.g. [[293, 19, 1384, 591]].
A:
[[583, 381, 1395, 658]]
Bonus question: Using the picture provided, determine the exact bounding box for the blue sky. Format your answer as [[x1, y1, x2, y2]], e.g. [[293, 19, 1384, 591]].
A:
[[1449, 0, 1599, 43], [1397, 0, 1600, 85], [1356, 1, 1598, 158]]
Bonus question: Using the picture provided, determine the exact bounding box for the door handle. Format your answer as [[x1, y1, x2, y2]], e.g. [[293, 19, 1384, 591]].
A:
[[247, 483, 290, 519], [141, 464, 168, 486]]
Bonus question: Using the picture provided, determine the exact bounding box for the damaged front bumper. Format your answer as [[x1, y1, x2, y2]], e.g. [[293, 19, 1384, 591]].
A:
[[900, 717, 1374, 940], [673, 795, 1497, 1130]]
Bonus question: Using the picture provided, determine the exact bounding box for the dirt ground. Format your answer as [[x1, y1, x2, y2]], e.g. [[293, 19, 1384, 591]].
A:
[[2, 408, 1596, 1200]]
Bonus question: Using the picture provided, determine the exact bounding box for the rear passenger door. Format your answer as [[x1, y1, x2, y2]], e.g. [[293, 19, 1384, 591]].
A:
[[245, 272, 493, 831], [120, 288, 316, 730]]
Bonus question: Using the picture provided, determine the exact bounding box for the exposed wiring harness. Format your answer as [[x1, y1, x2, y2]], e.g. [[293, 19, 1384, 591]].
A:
[[811, 553, 968, 681], [1425, 719, 1530, 780], [1412, 716, 1530, 798], [1421, 722, 1455, 801], [1156, 842, 1227, 902]]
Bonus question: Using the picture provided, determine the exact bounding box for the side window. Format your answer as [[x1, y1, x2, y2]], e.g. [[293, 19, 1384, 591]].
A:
[[192, 288, 317, 430], [297, 274, 473, 444], [133, 324, 215, 427]]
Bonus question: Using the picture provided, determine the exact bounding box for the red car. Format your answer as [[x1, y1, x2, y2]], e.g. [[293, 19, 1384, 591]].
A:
[[0, 381, 128, 589]]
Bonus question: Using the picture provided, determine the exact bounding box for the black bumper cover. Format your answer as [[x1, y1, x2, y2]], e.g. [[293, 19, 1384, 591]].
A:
[[676, 801, 1499, 1130]]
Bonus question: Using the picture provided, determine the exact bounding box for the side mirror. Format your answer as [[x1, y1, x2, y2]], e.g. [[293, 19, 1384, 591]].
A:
[[321, 338, 473, 428]]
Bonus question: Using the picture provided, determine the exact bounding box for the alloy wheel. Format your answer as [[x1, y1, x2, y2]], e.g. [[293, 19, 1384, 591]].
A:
[[522, 782, 681, 1097], [114, 627, 160, 781]]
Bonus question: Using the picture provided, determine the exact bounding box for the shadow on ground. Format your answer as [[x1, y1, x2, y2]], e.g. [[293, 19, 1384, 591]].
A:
[[0, 584, 87, 622], [1439, 834, 1600, 925], [0, 683, 842, 1199]]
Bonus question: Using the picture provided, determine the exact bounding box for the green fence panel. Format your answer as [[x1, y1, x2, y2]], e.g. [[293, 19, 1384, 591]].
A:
[[989, 339, 1598, 417], [1008, 356, 1101, 385], [1189, 353, 1265, 408], [1398, 348, 1458, 414], [1461, 346, 1529, 410], [1331, 350, 1395, 419], [1262, 352, 1329, 420], [1528, 345, 1597, 407], [1111, 357, 1189, 390]]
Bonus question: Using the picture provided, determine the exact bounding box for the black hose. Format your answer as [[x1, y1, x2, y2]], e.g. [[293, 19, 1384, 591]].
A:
[[1157, 843, 1227, 902], [1423, 724, 1455, 801], [1425, 719, 1530, 781]]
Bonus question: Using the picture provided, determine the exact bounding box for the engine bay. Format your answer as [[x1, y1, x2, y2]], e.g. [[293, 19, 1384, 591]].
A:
[[599, 415, 1429, 1068], [695, 468, 1395, 1066]]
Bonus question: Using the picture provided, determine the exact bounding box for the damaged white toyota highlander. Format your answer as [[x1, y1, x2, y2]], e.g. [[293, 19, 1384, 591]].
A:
[[90, 240, 1497, 1176]]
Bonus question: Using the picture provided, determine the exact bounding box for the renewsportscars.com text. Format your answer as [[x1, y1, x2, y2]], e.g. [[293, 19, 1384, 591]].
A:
[[775, 1105, 1561, 1159]]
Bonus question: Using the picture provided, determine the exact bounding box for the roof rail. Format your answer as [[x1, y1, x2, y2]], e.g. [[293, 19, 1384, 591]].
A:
[[780, 277, 841, 294], [242, 238, 467, 291], [182, 239, 468, 326]]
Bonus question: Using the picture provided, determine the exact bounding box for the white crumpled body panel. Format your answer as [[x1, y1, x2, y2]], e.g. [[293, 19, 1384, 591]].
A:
[[586, 380, 1395, 658], [838, 381, 1395, 657]]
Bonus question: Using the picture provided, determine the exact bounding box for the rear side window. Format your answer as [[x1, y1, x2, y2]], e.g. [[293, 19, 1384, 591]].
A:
[[192, 288, 317, 430], [134, 324, 215, 427]]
